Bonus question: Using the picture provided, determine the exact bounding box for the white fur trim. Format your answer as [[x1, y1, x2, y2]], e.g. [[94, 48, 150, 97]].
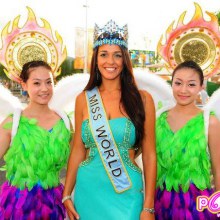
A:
[[10, 108, 22, 145]]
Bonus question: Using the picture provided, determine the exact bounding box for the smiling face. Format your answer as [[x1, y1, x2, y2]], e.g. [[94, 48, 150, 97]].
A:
[[97, 44, 123, 81], [172, 67, 203, 106], [22, 66, 54, 105]]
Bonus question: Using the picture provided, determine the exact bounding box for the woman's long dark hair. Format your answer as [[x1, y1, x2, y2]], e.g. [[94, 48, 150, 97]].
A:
[[85, 46, 145, 148]]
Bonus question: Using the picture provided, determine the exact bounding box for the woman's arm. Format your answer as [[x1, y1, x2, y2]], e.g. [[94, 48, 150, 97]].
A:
[[140, 90, 157, 220], [63, 92, 87, 220], [208, 115, 220, 191], [0, 117, 12, 158]]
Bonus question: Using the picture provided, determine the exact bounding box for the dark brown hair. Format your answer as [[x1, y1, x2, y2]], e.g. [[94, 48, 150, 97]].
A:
[[172, 60, 204, 86], [20, 60, 52, 82], [85, 46, 145, 147]]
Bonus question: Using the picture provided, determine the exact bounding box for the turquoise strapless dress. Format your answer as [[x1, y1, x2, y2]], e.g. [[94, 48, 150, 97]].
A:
[[74, 118, 143, 220]]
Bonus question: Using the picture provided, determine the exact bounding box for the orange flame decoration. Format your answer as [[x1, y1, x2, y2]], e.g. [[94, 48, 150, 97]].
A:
[[0, 7, 67, 82], [157, 3, 220, 79]]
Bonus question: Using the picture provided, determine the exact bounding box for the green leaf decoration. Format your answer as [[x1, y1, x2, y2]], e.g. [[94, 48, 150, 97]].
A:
[[3, 116, 71, 190], [156, 111, 212, 192], [157, 101, 163, 110], [3, 122, 12, 129]]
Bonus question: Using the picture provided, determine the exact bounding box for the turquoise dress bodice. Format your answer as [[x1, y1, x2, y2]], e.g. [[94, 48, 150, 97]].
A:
[[82, 117, 135, 149], [74, 117, 143, 220], [81, 117, 141, 172]]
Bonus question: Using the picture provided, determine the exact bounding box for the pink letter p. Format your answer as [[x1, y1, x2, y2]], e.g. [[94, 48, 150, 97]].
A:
[[197, 196, 208, 211]]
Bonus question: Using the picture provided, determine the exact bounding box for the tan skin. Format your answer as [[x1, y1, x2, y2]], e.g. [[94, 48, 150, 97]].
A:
[[0, 66, 64, 159], [63, 44, 156, 220], [169, 68, 220, 191]]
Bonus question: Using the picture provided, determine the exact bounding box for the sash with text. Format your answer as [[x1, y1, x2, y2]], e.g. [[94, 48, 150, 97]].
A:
[[86, 87, 132, 193]]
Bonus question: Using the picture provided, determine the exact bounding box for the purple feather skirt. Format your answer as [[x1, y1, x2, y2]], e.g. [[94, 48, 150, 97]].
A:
[[0, 181, 66, 220], [155, 183, 218, 220]]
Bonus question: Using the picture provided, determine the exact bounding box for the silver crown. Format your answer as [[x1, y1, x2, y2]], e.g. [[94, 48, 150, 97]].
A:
[[93, 20, 128, 48]]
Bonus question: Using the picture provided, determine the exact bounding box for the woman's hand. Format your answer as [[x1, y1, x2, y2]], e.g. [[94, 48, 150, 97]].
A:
[[64, 199, 80, 220], [140, 210, 155, 220]]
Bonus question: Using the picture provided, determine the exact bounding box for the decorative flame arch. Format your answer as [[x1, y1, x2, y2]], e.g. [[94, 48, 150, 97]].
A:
[[0, 7, 67, 82], [158, 3, 220, 79]]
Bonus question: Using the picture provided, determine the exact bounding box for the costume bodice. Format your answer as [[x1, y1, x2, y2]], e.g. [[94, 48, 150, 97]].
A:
[[81, 117, 141, 173], [82, 117, 136, 149], [3, 116, 71, 190], [156, 111, 211, 192]]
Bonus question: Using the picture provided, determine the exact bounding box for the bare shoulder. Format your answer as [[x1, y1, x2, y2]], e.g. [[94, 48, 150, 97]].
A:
[[0, 115, 13, 128], [76, 91, 86, 102], [209, 115, 220, 128], [76, 91, 87, 106], [0, 116, 13, 137], [75, 91, 87, 116], [139, 89, 154, 106]]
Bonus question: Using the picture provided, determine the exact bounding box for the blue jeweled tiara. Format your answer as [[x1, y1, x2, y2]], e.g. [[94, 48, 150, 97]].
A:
[[93, 20, 128, 49]]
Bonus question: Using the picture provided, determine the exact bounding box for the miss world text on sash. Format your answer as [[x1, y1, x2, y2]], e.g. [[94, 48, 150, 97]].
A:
[[86, 87, 132, 193]]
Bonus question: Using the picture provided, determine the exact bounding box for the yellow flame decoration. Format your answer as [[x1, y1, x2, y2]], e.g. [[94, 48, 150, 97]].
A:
[[158, 3, 220, 79], [0, 7, 67, 82]]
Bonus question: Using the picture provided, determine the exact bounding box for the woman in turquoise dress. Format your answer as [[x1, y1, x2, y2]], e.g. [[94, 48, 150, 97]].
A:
[[63, 20, 157, 220], [155, 60, 220, 219]]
